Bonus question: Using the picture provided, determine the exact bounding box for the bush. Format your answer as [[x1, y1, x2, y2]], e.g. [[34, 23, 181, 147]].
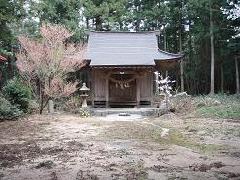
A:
[[79, 108, 90, 117], [194, 94, 240, 119], [170, 94, 240, 119], [2, 78, 32, 113], [196, 105, 240, 119], [0, 96, 23, 120], [171, 96, 195, 113], [56, 96, 82, 113], [28, 100, 39, 114], [194, 96, 221, 107]]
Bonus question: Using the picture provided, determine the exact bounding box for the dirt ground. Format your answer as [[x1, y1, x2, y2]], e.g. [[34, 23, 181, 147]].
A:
[[0, 112, 240, 180]]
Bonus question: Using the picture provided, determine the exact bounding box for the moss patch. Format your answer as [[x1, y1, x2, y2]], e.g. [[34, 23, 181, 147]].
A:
[[159, 130, 224, 154], [103, 122, 224, 155]]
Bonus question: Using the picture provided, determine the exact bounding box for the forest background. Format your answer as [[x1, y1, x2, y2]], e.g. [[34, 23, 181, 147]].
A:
[[0, 0, 239, 95]]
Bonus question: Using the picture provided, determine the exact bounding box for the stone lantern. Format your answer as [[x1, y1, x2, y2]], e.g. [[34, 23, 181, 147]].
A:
[[80, 82, 90, 108]]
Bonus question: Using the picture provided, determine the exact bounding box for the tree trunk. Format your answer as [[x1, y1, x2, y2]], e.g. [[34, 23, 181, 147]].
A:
[[164, 27, 167, 51], [221, 64, 224, 93], [179, 3, 184, 92], [39, 82, 44, 114], [119, 21, 123, 30], [39, 81, 49, 114], [86, 17, 89, 29], [210, 2, 215, 94], [179, 31, 184, 92], [235, 57, 239, 94], [135, 20, 141, 31], [180, 60, 184, 92], [95, 16, 102, 31]]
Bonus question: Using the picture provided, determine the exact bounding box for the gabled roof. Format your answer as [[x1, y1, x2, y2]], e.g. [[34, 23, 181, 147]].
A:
[[86, 31, 182, 66]]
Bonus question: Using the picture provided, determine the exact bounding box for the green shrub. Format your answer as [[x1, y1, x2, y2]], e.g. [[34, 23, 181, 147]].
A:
[[79, 108, 90, 117], [194, 96, 221, 107], [28, 100, 39, 114], [170, 94, 240, 119], [2, 78, 32, 113], [194, 94, 240, 119], [196, 105, 240, 119], [0, 96, 23, 120], [194, 94, 240, 107]]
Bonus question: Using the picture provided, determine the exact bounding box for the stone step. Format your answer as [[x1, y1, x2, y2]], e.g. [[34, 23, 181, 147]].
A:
[[90, 108, 164, 117]]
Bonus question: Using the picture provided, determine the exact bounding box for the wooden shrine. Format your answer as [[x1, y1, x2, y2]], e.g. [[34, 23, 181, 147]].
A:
[[85, 31, 182, 107]]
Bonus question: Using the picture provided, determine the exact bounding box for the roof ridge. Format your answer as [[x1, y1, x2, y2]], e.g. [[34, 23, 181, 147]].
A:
[[158, 49, 184, 57]]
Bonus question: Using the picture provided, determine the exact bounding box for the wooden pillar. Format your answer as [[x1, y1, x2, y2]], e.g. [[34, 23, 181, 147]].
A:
[[90, 70, 94, 107], [155, 71, 159, 95], [136, 77, 140, 107], [105, 78, 109, 108]]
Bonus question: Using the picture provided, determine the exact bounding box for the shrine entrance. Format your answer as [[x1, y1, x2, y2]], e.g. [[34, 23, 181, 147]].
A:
[[108, 72, 137, 107], [91, 67, 154, 108]]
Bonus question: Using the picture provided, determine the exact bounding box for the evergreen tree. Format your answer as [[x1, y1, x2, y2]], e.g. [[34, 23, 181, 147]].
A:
[[83, 0, 127, 31], [33, 0, 86, 42]]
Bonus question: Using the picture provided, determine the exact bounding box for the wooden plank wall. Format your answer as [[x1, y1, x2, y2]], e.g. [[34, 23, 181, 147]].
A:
[[91, 69, 106, 101], [91, 68, 153, 104], [139, 71, 153, 101]]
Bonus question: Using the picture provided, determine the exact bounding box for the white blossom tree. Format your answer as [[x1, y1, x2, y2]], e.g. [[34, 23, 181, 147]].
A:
[[155, 72, 175, 110]]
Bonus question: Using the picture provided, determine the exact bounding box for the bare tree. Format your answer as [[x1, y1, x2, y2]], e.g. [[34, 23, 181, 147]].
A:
[[17, 23, 86, 114]]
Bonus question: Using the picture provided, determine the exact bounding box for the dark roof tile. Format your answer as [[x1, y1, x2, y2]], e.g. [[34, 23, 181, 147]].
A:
[[87, 32, 182, 66]]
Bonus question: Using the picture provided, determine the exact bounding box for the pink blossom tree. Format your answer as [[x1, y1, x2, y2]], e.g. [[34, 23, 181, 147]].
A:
[[17, 23, 86, 114]]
